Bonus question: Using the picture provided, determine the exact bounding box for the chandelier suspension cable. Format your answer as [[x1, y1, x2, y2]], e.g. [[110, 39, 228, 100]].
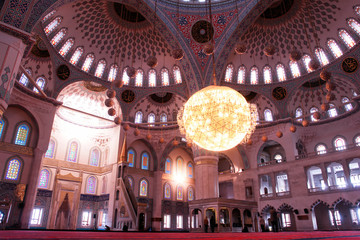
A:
[[208, 0, 217, 86]]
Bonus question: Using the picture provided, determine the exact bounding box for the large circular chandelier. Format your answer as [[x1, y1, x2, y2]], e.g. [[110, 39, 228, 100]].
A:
[[178, 86, 257, 152]]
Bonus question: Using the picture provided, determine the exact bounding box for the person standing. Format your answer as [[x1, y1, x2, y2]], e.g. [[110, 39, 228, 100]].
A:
[[210, 215, 216, 233], [259, 216, 265, 232], [270, 209, 278, 232], [204, 217, 209, 233]]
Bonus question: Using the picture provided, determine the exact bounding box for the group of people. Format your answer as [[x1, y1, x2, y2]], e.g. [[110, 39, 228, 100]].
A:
[[259, 209, 281, 232], [203, 216, 216, 233]]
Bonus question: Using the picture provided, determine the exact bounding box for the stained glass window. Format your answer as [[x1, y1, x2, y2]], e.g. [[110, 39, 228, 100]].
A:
[[164, 183, 171, 199], [250, 67, 258, 85], [264, 109, 273, 122], [148, 113, 155, 127], [33, 77, 46, 93], [339, 29, 356, 48], [289, 61, 301, 78], [342, 97, 353, 111], [237, 66, 246, 84], [161, 68, 170, 86], [328, 104, 337, 118], [141, 152, 149, 170], [95, 60, 106, 78], [316, 144, 327, 155], [90, 148, 100, 166], [149, 69, 156, 87], [127, 176, 133, 189], [302, 55, 313, 73], [334, 137, 346, 151], [38, 169, 50, 188], [44, 16, 62, 35], [5, 159, 20, 180], [67, 141, 78, 162], [188, 163, 193, 178], [139, 179, 148, 197], [276, 64, 286, 82], [224, 64, 234, 82], [135, 111, 143, 124], [310, 107, 319, 122], [177, 157, 183, 175], [130, 69, 141, 87], [70, 47, 83, 65], [327, 39, 343, 58], [81, 54, 94, 72], [51, 28, 66, 46], [176, 185, 183, 201], [0, 119, 4, 139], [45, 139, 55, 158], [165, 158, 171, 174], [160, 113, 167, 126], [127, 149, 135, 167], [15, 123, 29, 146], [295, 107, 303, 122], [173, 66, 182, 84], [86, 176, 96, 194], [188, 186, 194, 201], [19, 69, 31, 86], [263, 66, 272, 84], [315, 48, 329, 66], [108, 64, 119, 82], [42, 10, 56, 22], [59, 38, 74, 56], [355, 136, 360, 147], [348, 18, 360, 36], [122, 68, 130, 85]]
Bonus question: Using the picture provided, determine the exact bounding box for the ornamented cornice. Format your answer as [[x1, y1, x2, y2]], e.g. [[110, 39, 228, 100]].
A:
[[0, 141, 33, 156]]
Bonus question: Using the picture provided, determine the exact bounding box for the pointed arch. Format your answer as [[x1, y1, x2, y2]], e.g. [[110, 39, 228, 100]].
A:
[[108, 64, 119, 82], [45, 138, 56, 158], [348, 18, 360, 36], [173, 66, 182, 84], [135, 69, 144, 87], [59, 38, 74, 56], [187, 162, 193, 178], [122, 67, 130, 85], [141, 152, 150, 170], [339, 29, 356, 48], [0, 118, 6, 140], [148, 69, 157, 87], [81, 54, 94, 72], [135, 111, 143, 124], [51, 28, 67, 46], [86, 176, 97, 194], [70, 47, 83, 65], [176, 185, 183, 201], [38, 169, 50, 189], [276, 64, 286, 82], [44, 16, 62, 35], [302, 54, 313, 73], [67, 140, 79, 162], [164, 182, 171, 199], [4, 157, 22, 181], [33, 77, 46, 93], [327, 39, 343, 58], [95, 59, 106, 78], [139, 178, 148, 197], [187, 186, 194, 201], [19, 68, 31, 86], [148, 113, 155, 127], [161, 68, 170, 86], [165, 158, 171, 174], [263, 66, 272, 84], [89, 147, 101, 166], [127, 148, 135, 168], [224, 64, 234, 82], [237, 66, 246, 84], [14, 122, 30, 146], [289, 61, 301, 78], [250, 66, 258, 85]]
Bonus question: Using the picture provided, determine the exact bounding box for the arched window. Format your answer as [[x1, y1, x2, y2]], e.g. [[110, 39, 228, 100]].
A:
[[161, 68, 170, 86], [176, 185, 183, 201], [90, 148, 100, 166], [187, 186, 194, 201], [86, 176, 96, 194], [237, 66, 246, 84], [187, 163, 193, 178], [160, 113, 167, 126], [339, 29, 356, 48], [164, 183, 171, 199], [33, 77, 46, 93], [67, 141, 78, 162], [44, 16, 62, 35], [127, 149, 135, 167], [289, 61, 301, 78], [45, 139, 55, 158], [122, 68, 130, 85], [135, 111, 143, 124], [276, 64, 286, 82], [264, 109, 273, 122], [173, 66, 182, 84], [224, 64, 234, 82], [302, 54, 313, 73], [355, 136, 360, 147], [59, 38, 74, 56], [295, 107, 303, 122], [70, 47, 83, 65], [38, 169, 50, 188], [141, 152, 149, 170], [5, 158, 21, 180], [327, 39, 343, 58], [135, 69, 143, 87], [51, 28, 66, 46], [310, 107, 319, 122], [148, 113, 155, 127], [165, 158, 171, 174], [108, 64, 118, 82], [0, 119, 5, 139], [42, 10, 56, 22], [176, 157, 183, 175], [127, 176, 134, 189], [250, 67, 258, 85], [328, 103, 337, 118], [263, 66, 272, 84], [19, 69, 31, 86], [342, 97, 353, 111], [139, 179, 148, 197], [148, 69, 156, 87], [14, 123, 30, 146], [356, 6, 360, 16], [315, 48, 329, 66], [334, 137, 346, 151], [95, 59, 106, 78], [316, 144, 327, 155], [81, 54, 94, 72], [348, 18, 360, 36]]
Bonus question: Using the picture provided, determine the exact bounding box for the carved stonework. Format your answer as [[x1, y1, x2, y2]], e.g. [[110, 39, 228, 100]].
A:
[[0, 141, 33, 155], [15, 184, 26, 202]]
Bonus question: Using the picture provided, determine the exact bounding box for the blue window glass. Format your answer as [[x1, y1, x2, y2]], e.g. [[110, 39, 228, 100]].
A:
[[15, 124, 29, 146]]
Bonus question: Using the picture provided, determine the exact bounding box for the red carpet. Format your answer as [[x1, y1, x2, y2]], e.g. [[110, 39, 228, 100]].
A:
[[0, 231, 359, 240]]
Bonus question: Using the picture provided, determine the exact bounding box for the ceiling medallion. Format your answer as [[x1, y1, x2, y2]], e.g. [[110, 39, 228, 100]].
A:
[[191, 20, 214, 43], [121, 90, 136, 103], [342, 57, 358, 74], [272, 87, 287, 100], [57, 65, 70, 80]]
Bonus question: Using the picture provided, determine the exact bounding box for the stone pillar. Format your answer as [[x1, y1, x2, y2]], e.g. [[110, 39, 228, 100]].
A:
[[193, 146, 219, 200], [0, 23, 33, 118], [20, 147, 45, 228], [151, 170, 163, 231]]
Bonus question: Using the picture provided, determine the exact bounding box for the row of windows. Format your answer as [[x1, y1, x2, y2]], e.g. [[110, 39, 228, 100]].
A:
[[127, 149, 150, 170], [43, 17, 183, 86], [224, 19, 360, 84], [18, 69, 46, 92], [315, 135, 360, 155], [134, 111, 172, 125], [163, 183, 194, 201], [0, 119, 31, 146]]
